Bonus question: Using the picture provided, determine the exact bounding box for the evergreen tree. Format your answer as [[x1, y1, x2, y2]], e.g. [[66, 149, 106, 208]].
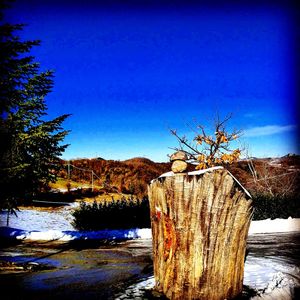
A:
[[0, 17, 70, 211]]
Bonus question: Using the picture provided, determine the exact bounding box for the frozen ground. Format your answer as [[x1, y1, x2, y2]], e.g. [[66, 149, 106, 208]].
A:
[[0, 205, 300, 299]]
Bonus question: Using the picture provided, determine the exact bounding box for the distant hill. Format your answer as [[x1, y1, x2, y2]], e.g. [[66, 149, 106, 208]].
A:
[[59, 157, 172, 197], [58, 155, 299, 197]]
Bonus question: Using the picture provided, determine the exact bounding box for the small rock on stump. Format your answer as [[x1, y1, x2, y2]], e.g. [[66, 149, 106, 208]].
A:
[[170, 151, 188, 173]]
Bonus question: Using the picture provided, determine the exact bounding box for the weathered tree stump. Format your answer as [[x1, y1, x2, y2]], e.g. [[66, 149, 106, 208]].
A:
[[148, 167, 253, 300]]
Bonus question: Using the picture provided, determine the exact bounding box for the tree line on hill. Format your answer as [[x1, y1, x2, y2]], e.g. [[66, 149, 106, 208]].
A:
[[57, 155, 299, 201], [58, 157, 172, 198]]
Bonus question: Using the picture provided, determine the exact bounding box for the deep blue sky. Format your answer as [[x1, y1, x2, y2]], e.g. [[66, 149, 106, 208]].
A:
[[5, 0, 299, 161]]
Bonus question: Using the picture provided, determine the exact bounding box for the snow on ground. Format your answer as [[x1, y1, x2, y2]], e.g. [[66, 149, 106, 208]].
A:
[[0, 204, 152, 242], [249, 217, 300, 234], [114, 276, 155, 300], [244, 256, 300, 290], [0, 203, 78, 232]]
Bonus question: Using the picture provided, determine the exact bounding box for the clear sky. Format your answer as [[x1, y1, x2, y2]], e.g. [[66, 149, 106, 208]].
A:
[[5, 0, 299, 162]]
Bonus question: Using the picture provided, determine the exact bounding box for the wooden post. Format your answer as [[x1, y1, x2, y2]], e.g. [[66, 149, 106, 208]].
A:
[[148, 168, 253, 300], [67, 160, 71, 180], [91, 170, 94, 192]]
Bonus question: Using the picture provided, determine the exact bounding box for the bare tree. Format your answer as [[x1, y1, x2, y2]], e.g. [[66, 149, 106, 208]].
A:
[[246, 159, 299, 197], [170, 113, 242, 169]]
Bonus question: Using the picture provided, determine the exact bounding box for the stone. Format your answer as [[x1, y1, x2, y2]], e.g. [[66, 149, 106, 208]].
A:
[[171, 160, 188, 173], [170, 151, 188, 162]]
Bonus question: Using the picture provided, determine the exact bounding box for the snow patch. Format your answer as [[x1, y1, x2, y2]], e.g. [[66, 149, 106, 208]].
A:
[[0, 205, 76, 231], [16, 230, 75, 242], [0, 227, 152, 242], [251, 271, 299, 300], [249, 217, 300, 234]]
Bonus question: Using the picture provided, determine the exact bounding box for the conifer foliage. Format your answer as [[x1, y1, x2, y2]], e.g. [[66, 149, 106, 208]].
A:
[[72, 197, 151, 230], [0, 16, 70, 211]]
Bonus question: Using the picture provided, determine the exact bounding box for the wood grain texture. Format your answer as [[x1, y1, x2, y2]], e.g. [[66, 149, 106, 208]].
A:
[[148, 169, 253, 300]]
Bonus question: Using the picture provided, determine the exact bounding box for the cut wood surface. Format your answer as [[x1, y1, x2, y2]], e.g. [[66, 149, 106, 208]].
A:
[[148, 168, 253, 300]]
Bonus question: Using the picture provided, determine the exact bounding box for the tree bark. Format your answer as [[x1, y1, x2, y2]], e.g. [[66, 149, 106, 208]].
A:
[[148, 168, 253, 300]]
